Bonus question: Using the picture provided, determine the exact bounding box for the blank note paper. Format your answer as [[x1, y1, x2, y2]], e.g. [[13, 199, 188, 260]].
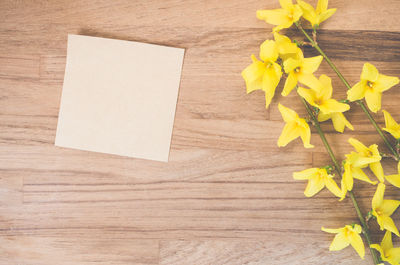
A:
[[55, 34, 185, 162]]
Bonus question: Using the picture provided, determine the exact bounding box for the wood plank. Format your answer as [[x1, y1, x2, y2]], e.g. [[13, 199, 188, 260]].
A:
[[0, 236, 159, 265], [160, 240, 363, 265]]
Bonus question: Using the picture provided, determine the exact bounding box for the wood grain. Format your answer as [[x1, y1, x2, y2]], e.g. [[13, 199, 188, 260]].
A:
[[1, 0, 400, 264]]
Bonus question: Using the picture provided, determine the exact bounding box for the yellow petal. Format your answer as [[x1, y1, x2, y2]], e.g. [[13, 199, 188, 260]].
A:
[[263, 63, 282, 108], [278, 122, 300, 147], [256, 9, 292, 30], [382, 200, 400, 217], [383, 110, 398, 129], [364, 89, 382, 113], [318, 112, 331, 122], [304, 176, 325, 197], [319, 99, 350, 115], [361, 63, 379, 82], [379, 215, 400, 237], [279, 0, 294, 10], [302, 56, 323, 74], [318, 74, 333, 100], [297, 87, 317, 106], [292, 4, 303, 22], [382, 110, 400, 139], [293, 168, 319, 180], [352, 167, 378, 185], [282, 72, 298, 96], [316, 0, 328, 13], [343, 162, 354, 191], [318, 8, 336, 24], [370, 244, 385, 259], [298, 73, 320, 89], [339, 177, 347, 201], [297, 0, 317, 26], [381, 230, 393, 251], [331, 112, 354, 133], [242, 55, 265, 93], [372, 183, 385, 210], [375, 74, 400, 93], [387, 248, 400, 264], [299, 120, 314, 148], [386, 174, 400, 189], [259, 40, 279, 62], [278, 103, 298, 123], [273, 32, 299, 55], [348, 138, 369, 154], [329, 232, 350, 251], [347, 81, 367, 101], [370, 162, 385, 183], [325, 176, 342, 198], [349, 232, 365, 259], [283, 57, 301, 73]]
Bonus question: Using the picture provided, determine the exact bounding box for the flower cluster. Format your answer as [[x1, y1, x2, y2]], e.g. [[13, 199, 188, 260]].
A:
[[242, 0, 400, 263]]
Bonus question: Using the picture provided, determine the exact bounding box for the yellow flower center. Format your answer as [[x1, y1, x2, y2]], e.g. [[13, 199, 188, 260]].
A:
[[294, 67, 301, 73], [364, 150, 373, 157], [367, 81, 374, 89], [314, 98, 323, 106], [376, 209, 383, 216]]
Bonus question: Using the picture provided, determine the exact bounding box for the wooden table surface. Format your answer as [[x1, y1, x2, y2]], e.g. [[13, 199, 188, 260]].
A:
[[1, 0, 400, 264]]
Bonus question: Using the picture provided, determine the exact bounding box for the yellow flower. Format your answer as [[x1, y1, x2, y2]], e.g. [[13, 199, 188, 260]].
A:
[[318, 112, 354, 133], [282, 49, 322, 96], [348, 137, 384, 182], [277, 103, 314, 148], [372, 183, 400, 236], [383, 110, 400, 139], [293, 167, 341, 197], [386, 161, 400, 189], [242, 40, 282, 109], [298, 74, 350, 115], [371, 231, 400, 265], [321, 224, 365, 259], [257, 0, 303, 32], [342, 152, 377, 193], [297, 0, 336, 28], [347, 63, 399, 113]]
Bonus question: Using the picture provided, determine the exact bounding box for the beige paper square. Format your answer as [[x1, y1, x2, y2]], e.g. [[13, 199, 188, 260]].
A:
[[55, 34, 185, 162]]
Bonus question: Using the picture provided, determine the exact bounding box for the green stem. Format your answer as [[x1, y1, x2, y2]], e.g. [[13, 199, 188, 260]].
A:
[[295, 22, 400, 161], [299, 94, 381, 265]]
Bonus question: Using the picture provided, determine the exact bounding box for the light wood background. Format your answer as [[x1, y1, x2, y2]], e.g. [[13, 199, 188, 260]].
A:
[[1, 0, 400, 264]]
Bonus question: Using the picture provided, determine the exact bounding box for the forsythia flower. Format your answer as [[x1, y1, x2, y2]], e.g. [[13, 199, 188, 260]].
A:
[[371, 231, 400, 265], [386, 161, 400, 189], [347, 63, 400, 113], [257, 0, 303, 32], [342, 152, 377, 193], [348, 138, 384, 182], [277, 103, 314, 148], [293, 167, 341, 197], [242, 40, 282, 108], [298, 74, 353, 133], [372, 183, 400, 236], [298, 74, 350, 114], [321, 224, 365, 259], [318, 112, 354, 133], [282, 49, 322, 96], [383, 110, 400, 139], [297, 0, 336, 28]]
